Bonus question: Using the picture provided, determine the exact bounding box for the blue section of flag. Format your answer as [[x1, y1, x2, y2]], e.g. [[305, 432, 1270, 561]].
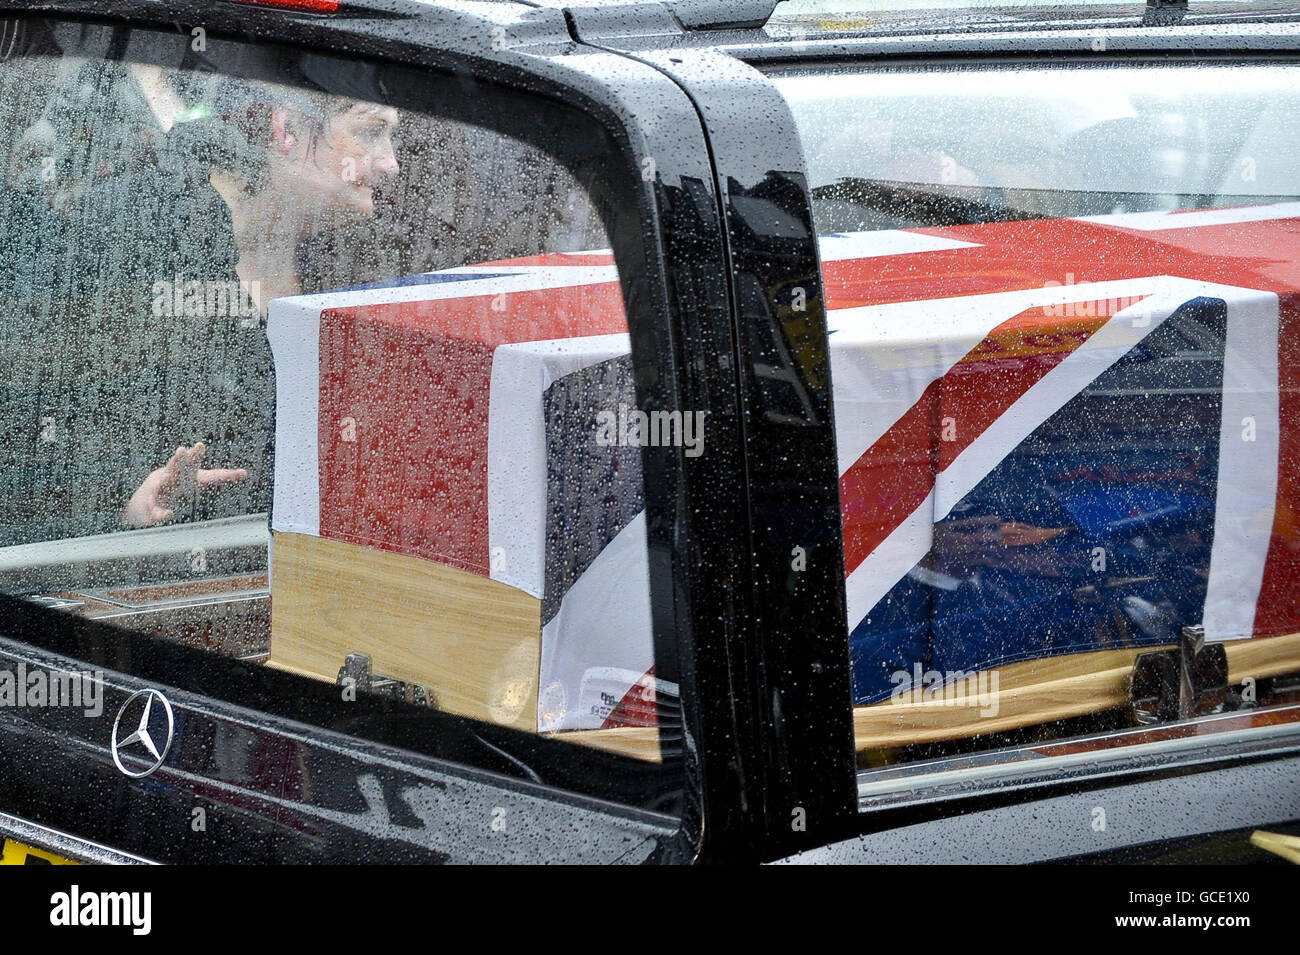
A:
[[332, 271, 517, 293], [849, 296, 1230, 705]]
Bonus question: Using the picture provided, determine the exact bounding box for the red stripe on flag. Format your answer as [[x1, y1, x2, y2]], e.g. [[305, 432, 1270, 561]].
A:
[[316, 280, 626, 576], [822, 216, 1300, 312]]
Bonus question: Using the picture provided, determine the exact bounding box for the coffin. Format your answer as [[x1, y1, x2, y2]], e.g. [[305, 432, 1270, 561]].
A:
[[265, 259, 649, 733], [265, 203, 1300, 745]]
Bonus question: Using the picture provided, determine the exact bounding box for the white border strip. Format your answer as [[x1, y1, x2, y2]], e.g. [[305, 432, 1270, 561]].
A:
[[1076, 201, 1300, 232], [819, 229, 979, 263], [268, 297, 323, 537], [281, 265, 619, 314], [1203, 290, 1280, 641]]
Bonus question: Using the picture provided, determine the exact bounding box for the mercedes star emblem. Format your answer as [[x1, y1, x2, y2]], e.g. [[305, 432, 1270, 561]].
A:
[[110, 688, 175, 778]]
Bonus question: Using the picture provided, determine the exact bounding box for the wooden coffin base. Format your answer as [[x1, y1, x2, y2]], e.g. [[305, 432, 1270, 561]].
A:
[[266, 530, 1300, 760], [853, 630, 1300, 751], [268, 531, 542, 732]]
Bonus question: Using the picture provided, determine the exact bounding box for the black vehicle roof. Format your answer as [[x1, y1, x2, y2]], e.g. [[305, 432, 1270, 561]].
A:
[[5, 1, 1300, 76]]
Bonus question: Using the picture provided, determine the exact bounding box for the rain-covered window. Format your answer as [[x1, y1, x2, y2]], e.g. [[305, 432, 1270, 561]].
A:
[[770, 61, 1300, 771], [0, 20, 670, 764]]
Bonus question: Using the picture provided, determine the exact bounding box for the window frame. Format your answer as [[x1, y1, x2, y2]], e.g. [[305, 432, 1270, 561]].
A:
[[573, 34, 865, 860], [0, 2, 742, 863], [726, 38, 1300, 844]]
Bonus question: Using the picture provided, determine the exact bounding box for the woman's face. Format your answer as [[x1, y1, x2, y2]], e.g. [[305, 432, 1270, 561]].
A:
[[315, 102, 400, 219], [273, 100, 399, 226]]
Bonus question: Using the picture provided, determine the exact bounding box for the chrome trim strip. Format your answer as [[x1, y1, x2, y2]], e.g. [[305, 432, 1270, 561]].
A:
[[858, 710, 1300, 811], [0, 514, 268, 591]]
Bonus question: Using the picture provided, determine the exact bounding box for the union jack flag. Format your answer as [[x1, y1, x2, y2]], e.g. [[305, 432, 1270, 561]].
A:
[[268, 202, 1300, 727]]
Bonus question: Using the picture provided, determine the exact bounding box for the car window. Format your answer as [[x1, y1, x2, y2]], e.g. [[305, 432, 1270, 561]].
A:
[[0, 19, 675, 786], [768, 59, 1300, 781]]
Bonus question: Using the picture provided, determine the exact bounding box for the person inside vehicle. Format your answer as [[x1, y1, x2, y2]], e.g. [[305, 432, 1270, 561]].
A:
[[112, 77, 400, 528], [9, 54, 400, 540]]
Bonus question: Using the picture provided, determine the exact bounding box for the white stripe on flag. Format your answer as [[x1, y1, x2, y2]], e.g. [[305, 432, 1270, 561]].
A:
[[819, 229, 979, 263], [1075, 201, 1300, 232], [829, 289, 1051, 474], [537, 511, 653, 732], [1203, 289, 1281, 641], [268, 296, 323, 537], [278, 265, 619, 313]]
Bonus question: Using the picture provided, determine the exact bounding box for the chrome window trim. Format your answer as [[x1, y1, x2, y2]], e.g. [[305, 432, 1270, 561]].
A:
[[857, 706, 1300, 811], [0, 809, 156, 865]]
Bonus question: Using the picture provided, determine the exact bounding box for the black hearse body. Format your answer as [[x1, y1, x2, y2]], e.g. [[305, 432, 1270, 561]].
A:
[[0, 0, 1298, 865]]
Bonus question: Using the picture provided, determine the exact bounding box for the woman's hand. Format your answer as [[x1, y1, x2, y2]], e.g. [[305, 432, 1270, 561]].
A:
[[122, 442, 247, 528]]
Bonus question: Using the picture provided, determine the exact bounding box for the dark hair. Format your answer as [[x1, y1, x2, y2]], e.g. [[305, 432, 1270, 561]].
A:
[[163, 75, 361, 196]]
